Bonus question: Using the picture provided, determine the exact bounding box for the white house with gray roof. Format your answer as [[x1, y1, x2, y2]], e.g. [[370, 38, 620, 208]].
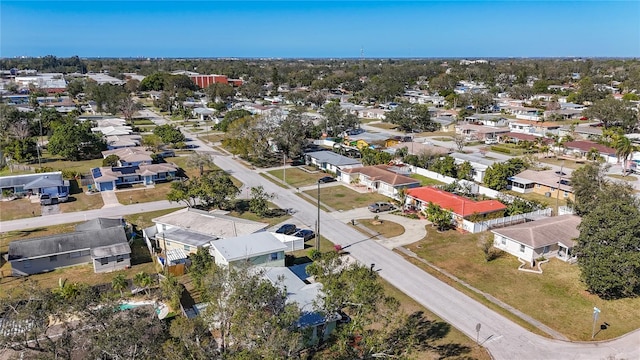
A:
[[304, 151, 362, 175], [492, 215, 580, 265], [450, 152, 498, 183], [209, 232, 287, 267]]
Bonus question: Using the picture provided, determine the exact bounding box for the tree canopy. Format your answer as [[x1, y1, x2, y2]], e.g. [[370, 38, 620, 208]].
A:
[[384, 103, 437, 133], [575, 183, 640, 299], [47, 120, 106, 161]]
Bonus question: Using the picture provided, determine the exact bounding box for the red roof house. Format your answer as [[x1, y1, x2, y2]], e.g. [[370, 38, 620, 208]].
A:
[[406, 186, 506, 218]]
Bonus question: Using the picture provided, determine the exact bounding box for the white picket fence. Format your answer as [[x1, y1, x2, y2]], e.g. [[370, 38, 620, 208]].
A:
[[460, 208, 553, 233]]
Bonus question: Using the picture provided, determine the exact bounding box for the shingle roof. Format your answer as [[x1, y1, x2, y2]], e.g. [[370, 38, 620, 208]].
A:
[[0, 172, 65, 190], [491, 215, 581, 249], [407, 186, 506, 217], [510, 169, 573, 192], [8, 226, 128, 260], [563, 141, 615, 155], [75, 218, 124, 231]]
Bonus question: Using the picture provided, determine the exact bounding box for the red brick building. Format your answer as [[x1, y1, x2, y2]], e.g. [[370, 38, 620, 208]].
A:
[[189, 75, 244, 89]]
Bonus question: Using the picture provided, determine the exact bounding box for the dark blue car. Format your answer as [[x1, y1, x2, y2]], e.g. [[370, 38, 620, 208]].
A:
[[293, 229, 315, 241], [275, 224, 297, 235]]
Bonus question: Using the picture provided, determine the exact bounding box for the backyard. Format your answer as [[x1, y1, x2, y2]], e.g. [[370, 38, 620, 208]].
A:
[[402, 229, 640, 340], [302, 185, 391, 211], [410, 173, 446, 186]]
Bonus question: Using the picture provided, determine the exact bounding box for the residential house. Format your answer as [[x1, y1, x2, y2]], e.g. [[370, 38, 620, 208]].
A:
[[0, 171, 69, 200], [508, 169, 574, 201], [464, 114, 509, 127], [492, 215, 581, 265], [357, 108, 387, 120], [557, 125, 602, 141], [500, 132, 549, 145], [144, 208, 269, 255], [389, 142, 451, 156], [8, 218, 131, 276], [339, 165, 420, 198], [406, 186, 507, 225], [543, 108, 584, 121], [450, 153, 499, 183], [455, 124, 510, 142], [192, 107, 216, 121], [503, 105, 541, 121], [209, 232, 287, 267], [560, 141, 617, 164], [304, 151, 362, 175], [91, 162, 178, 191], [431, 116, 457, 132], [101, 147, 153, 167], [105, 134, 142, 150], [509, 120, 561, 137], [261, 265, 338, 342]]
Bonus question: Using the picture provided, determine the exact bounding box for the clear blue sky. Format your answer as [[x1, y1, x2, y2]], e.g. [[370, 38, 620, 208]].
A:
[[1, 1, 639, 58]]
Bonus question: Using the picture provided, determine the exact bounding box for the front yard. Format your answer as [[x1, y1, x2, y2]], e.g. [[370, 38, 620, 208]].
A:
[[403, 229, 640, 340], [267, 167, 328, 188], [302, 185, 391, 211]]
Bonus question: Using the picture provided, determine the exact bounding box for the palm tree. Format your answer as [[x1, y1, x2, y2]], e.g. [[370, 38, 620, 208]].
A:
[[112, 274, 127, 297], [133, 271, 153, 296], [586, 148, 602, 163], [613, 136, 635, 176]]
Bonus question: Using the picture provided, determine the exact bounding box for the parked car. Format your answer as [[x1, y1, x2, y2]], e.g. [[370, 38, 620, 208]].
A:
[[39, 194, 53, 205], [318, 176, 336, 183], [293, 229, 315, 241], [368, 202, 394, 213], [275, 224, 297, 235], [484, 138, 498, 145]]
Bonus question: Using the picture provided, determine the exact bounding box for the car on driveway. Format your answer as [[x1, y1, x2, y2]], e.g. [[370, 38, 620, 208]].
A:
[[318, 176, 336, 183], [275, 224, 297, 235], [40, 194, 53, 205], [368, 202, 394, 213], [293, 229, 315, 241]]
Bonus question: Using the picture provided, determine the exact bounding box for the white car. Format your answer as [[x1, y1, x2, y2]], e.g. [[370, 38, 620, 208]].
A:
[[484, 138, 498, 145]]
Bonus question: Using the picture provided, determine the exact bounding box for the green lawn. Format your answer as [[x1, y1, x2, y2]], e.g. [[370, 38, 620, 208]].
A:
[[267, 167, 331, 188], [115, 182, 173, 204], [409, 173, 445, 186], [303, 185, 391, 211], [367, 122, 398, 130], [538, 157, 583, 170], [607, 174, 638, 181], [404, 229, 640, 340]]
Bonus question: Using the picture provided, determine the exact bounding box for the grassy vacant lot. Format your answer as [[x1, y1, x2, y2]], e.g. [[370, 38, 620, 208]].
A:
[[267, 167, 331, 188], [367, 122, 398, 130], [357, 219, 405, 238], [410, 173, 445, 186], [404, 230, 640, 340], [303, 185, 391, 211]]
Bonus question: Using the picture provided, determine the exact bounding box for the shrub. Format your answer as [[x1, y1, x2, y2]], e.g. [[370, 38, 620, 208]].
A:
[[481, 237, 504, 262], [308, 249, 321, 261]]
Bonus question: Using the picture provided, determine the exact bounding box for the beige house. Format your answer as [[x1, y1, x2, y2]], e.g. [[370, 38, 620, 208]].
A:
[[508, 169, 574, 202], [339, 165, 420, 199]]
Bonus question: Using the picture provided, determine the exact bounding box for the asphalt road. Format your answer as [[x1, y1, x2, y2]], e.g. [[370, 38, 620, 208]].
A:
[[200, 137, 640, 360], [2, 115, 638, 359]]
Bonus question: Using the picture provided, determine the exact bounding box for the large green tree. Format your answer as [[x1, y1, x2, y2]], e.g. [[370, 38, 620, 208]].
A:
[[482, 158, 526, 191], [153, 124, 186, 145], [384, 103, 437, 133], [47, 120, 106, 160], [569, 162, 610, 216], [583, 97, 638, 132], [575, 183, 640, 299]]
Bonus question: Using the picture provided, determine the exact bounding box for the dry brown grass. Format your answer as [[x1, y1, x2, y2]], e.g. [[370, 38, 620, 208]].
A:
[[0, 198, 41, 221], [357, 219, 405, 238], [404, 229, 640, 340]]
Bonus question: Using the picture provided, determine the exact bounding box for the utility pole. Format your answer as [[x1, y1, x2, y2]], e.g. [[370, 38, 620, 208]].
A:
[[316, 181, 321, 251]]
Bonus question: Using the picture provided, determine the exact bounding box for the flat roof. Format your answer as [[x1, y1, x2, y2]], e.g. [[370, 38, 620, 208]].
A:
[[211, 232, 287, 262]]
